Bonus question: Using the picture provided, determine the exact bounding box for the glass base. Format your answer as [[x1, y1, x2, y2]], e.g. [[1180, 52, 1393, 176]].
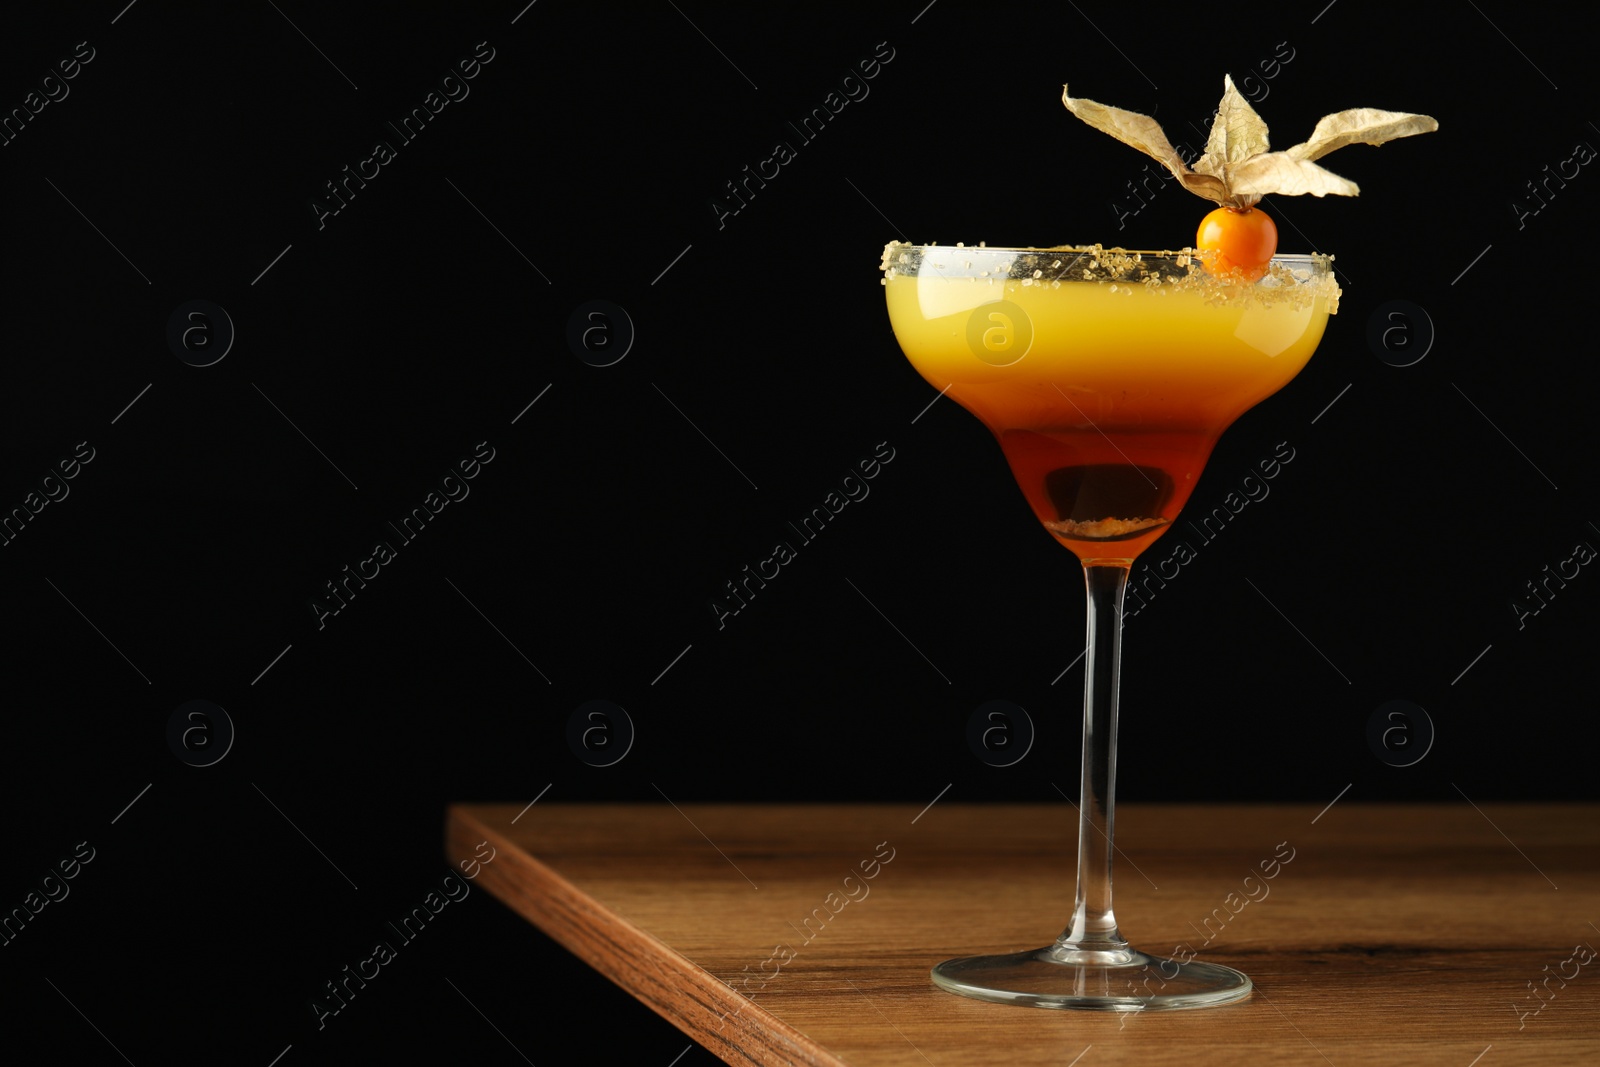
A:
[[931, 945, 1251, 1011]]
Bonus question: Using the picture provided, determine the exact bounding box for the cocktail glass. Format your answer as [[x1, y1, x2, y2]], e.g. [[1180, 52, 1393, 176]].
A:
[[882, 243, 1337, 1010]]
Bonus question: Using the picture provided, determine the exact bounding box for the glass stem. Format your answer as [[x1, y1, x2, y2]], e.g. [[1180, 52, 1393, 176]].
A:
[[1058, 561, 1130, 957]]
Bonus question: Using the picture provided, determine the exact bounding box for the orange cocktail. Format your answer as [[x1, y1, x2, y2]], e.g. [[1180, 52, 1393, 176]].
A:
[[884, 244, 1337, 561]]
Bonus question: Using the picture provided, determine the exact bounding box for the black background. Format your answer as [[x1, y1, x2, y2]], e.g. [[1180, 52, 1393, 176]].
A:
[[2, 1, 1594, 1062]]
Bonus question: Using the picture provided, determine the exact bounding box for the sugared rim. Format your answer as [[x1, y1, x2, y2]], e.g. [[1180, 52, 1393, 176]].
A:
[[882, 241, 1332, 263], [879, 241, 1340, 311]]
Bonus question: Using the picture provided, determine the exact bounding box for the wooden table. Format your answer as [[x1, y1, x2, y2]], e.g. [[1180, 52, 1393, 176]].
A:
[[445, 802, 1600, 1065]]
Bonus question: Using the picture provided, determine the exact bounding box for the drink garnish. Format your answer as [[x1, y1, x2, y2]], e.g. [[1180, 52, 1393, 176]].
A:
[[1063, 76, 1436, 277]]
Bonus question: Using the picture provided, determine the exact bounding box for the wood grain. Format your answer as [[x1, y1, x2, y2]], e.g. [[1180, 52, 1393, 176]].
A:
[[445, 802, 1600, 1066]]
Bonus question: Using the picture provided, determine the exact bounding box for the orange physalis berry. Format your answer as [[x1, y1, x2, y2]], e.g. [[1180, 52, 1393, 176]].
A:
[[1196, 206, 1278, 280]]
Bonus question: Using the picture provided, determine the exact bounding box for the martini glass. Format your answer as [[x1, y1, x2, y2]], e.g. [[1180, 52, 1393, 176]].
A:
[[882, 243, 1337, 1010]]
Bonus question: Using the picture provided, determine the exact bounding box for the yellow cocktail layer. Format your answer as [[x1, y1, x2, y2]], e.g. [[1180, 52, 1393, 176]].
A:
[[885, 272, 1332, 432]]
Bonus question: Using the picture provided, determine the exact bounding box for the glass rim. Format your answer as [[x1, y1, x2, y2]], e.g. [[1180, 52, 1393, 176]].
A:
[[884, 242, 1332, 265]]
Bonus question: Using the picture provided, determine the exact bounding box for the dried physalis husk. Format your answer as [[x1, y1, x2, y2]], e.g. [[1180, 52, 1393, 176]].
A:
[[1063, 75, 1437, 209]]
